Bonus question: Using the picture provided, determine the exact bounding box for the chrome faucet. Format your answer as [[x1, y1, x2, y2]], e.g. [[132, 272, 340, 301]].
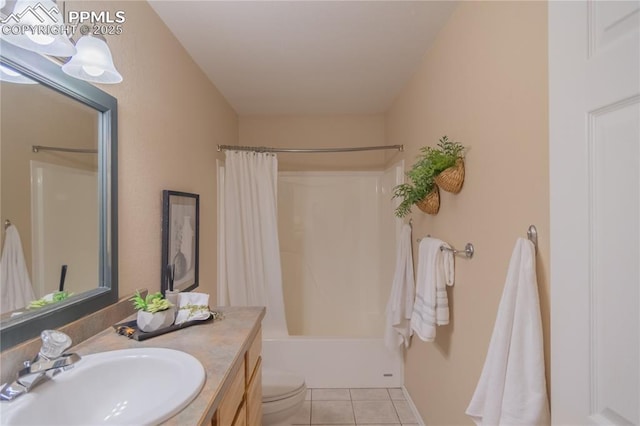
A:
[[0, 330, 81, 401]]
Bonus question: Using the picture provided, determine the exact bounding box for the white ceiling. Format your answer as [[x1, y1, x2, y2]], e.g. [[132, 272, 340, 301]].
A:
[[149, 1, 457, 115]]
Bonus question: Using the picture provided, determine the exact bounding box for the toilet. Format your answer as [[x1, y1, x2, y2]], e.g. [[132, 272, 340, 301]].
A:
[[262, 368, 307, 425]]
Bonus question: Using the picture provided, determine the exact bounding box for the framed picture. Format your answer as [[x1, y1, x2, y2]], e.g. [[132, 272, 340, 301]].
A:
[[161, 190, 199, 294]]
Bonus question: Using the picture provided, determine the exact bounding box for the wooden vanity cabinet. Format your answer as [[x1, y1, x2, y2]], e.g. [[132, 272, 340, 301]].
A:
[[245, 330, 262, 426], [211, 328, 262, 426]]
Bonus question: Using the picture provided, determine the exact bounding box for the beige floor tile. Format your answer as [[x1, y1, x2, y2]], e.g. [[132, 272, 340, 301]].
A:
[[387, 388, 405, 400], [392, 400, 417, 424], [353, 400, 400, 424], [350, 388, 391, 401], [312, 388, 352, 401], [306, 389, 312, 400], [311, 401, 355, 424], [292, 401, 311, 425]]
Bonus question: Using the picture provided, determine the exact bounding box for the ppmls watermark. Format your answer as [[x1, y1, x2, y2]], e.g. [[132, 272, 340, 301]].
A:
[[67, 9, 126, 36], [0, 3, 126, 38]]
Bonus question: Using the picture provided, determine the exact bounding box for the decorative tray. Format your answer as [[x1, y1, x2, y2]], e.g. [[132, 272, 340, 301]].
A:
[[113, 313, 215, 341]]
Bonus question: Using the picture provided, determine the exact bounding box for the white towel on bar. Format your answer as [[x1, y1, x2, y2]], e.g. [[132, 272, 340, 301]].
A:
[[410, 237, 454, 342], [384, 224, 415, 351], [1, 225, 36, 314], [466, 238, 550, 426]]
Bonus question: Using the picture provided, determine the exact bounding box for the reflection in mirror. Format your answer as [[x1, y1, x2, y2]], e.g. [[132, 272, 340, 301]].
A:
[[1, 76, 100, 316], [0, 41, 118, 350]]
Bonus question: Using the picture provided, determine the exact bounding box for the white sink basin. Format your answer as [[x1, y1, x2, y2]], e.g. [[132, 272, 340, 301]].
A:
[[0, 347, 205, 425]]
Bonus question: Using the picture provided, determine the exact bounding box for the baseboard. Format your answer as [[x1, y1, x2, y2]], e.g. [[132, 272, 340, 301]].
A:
[[401, 386, 426, 426]]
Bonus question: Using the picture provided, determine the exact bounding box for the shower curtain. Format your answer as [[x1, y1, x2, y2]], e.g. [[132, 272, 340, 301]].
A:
[[220, 151, 288, 337]]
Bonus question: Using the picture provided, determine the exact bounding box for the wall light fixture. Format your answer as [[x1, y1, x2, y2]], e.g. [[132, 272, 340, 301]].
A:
[[0, 0, 123, 84]]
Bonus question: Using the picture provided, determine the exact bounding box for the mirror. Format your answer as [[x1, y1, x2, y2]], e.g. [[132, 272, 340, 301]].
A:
[[0, 41, 118, 350]]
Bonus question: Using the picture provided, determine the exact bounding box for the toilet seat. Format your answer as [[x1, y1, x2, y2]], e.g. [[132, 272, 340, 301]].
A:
[[262, 368, 306, 403]]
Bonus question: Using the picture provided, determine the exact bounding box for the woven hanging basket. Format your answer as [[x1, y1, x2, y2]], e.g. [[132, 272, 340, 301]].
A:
[[416, 186, 440, 215], [434, 158, 465, 194]]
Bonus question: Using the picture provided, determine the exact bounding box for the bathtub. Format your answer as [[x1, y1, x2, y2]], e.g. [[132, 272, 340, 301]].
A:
[[262, 336, 403, 388]]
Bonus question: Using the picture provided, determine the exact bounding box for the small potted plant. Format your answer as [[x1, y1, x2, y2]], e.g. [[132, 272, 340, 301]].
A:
[[393, 136, 465, 218], [28, 291, 73, 309], [130, 291, 175, 332]]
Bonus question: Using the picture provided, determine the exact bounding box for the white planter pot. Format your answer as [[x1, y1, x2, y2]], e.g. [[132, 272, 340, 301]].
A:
[[137, 307, 175, 332]]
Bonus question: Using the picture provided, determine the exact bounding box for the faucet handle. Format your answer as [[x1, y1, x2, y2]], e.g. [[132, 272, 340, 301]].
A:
[[39, 330, 72, 359]]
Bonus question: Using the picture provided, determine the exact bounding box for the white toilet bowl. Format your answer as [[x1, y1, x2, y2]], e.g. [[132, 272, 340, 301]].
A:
[[262, 368, 307, 426]]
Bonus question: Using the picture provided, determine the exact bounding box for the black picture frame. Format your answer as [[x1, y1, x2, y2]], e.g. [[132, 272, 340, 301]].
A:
[[161, 190, 199, 294]]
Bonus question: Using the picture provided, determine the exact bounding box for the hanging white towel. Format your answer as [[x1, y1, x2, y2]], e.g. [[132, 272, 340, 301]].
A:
[[1, 225, 36, 314], [410, 237, 454, 342], [384, 224, 415, 351], [466, 238, 549, 426]]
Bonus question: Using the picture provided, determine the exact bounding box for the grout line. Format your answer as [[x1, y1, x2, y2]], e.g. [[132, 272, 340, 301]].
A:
[[350, 388, 356, 424], [391, 396, 400, 422]]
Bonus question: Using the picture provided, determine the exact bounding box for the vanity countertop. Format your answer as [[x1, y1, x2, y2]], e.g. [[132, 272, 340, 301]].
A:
[[71, 306, 265, 426]]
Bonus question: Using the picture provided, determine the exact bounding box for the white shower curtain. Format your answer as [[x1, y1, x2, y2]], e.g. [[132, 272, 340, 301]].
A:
[[220, 151, 288, 337]]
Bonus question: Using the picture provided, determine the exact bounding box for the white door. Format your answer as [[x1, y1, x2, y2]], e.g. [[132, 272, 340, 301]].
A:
[[549, 1, 640, 425]]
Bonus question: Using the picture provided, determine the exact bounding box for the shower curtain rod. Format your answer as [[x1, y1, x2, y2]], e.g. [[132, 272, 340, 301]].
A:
[[217, 144, 404, 154], [32, 145, 97, 154]]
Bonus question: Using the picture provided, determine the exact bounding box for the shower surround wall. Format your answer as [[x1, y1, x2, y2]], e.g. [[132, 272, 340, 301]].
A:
[[268, 166, 403, 388], [278, 171, 398, 337]]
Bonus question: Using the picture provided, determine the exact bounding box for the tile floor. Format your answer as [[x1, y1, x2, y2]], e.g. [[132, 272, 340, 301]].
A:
[[288, 388, 419, 425]]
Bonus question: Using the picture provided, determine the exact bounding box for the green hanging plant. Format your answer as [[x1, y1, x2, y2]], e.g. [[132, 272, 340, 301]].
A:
[[393, 136, 465, 218]]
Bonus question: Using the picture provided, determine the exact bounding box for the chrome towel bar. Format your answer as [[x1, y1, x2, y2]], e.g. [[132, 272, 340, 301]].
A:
[[440, 243, 474, 259], [410, 224, 539, 260], [414, 234, 475, 259]]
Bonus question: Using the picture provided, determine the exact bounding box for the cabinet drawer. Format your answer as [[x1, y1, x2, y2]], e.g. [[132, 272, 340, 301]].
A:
[[245, 328, 262, 385], [247, 357, 262, 426], [217, 360, 246, 426]]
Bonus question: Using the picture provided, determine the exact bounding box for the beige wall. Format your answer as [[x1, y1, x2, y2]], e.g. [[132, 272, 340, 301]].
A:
[[385, 2, 549, 424], [239, 115, 386, 171], [68, 0, 238, 300]]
